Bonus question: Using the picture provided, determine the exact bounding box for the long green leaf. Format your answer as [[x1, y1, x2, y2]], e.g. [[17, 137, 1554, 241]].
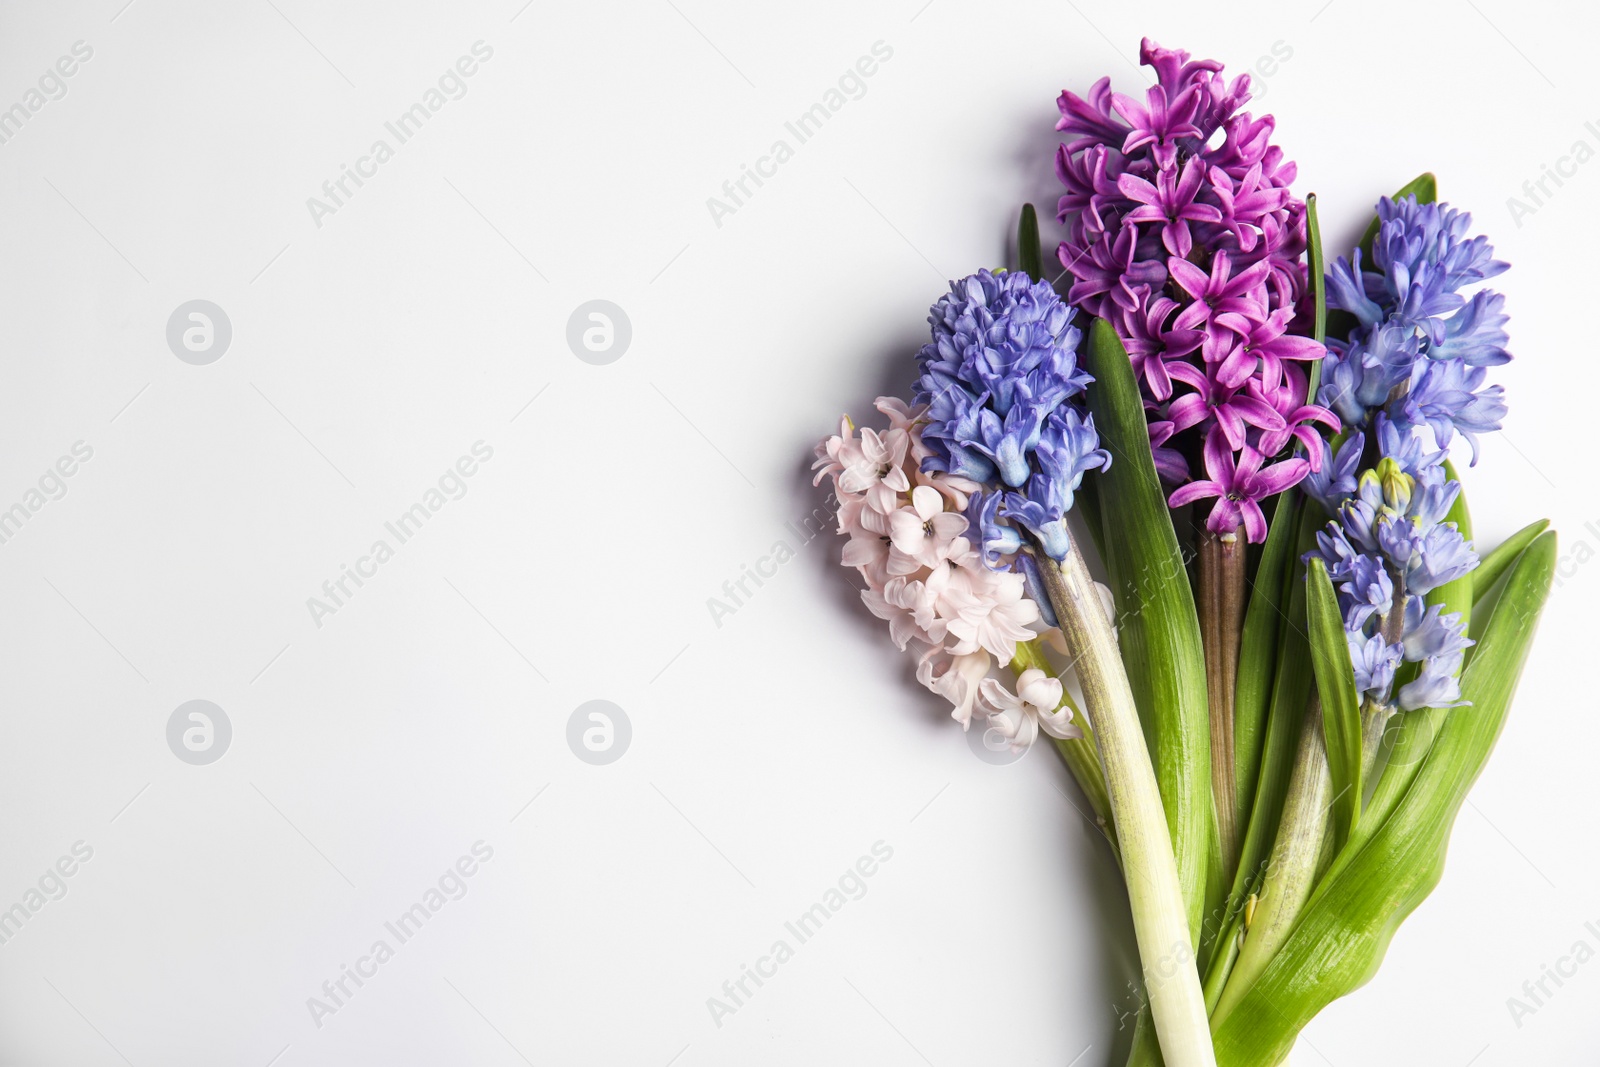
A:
[[1473, 518, 1549, 603], [1305, 558, 1362, 852], [1082, 317, 1212, 941], [1211, 530, 1556, 1067], [1230, 492, 1300, 866], [1232, 195, 1324, 849], [1017, 203, 1043, 282], [1304, 193, 1327, 400]]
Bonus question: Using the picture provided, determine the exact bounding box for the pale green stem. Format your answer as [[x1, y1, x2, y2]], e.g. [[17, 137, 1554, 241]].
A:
[[1358, 699, 1393, 810], [1039, 548, 1217, 1067], [1212, 694, 1329, 1024]]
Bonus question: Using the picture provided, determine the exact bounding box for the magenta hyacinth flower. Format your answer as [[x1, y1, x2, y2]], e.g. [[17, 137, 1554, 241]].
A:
[[1169, 429, 1310, 542], [1054, 38, 1338, 540], [1119, 158, 1222, 258]]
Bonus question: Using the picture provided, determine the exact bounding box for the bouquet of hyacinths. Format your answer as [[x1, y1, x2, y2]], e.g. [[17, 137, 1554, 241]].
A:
[[812, 38, 1555, 1067]]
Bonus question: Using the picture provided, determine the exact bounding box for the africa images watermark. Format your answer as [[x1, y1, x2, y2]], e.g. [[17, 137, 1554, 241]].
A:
[[1506, 917, 1600, 1029], [305, 41, 495, 229], [305, 841, 495, 1029], [705, 40, 894, 228], [0, 40, 95, 147], [1506, 119, 1600, 228], [705, 492, 837, 628], [306, 441, 495, 628], [705, 840, 895, 1029], [0, 841, 95, 947], [0, 441, 95, 547]]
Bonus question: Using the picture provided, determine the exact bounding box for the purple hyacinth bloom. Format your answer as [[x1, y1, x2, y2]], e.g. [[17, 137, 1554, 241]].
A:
[[1165, 362, 1286, 451], [1169, 428, 1308, 541], [1334, 552, 1394, 630], [915, 270, 1108, 566], [1308, 448, 1479, 711], [1110, 81, 1203, 168], [1120, 294, 1204, 401], [1397, 358, 1507, 463], [1401, 601, 1473, 661], [1061, 223, 1166, 316], [1319, 195, 1512, 463], [1348, 630, 1404, 700], [1168, 252, 1271, 362], [1119, 157, 1222, 257], [1053, 38, 1336, 541], [1301, 432, 1364, 514], [1398, 650, 1468, 711], [967, 490, 1023, 569]]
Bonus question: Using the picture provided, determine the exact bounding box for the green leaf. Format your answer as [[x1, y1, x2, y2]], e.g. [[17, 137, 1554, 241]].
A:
[[1081, 317, 1213, 942], [1211, 530, 1556, 1067], [1231, 493, 1300, 860], [1305, 558, 1363, 852], [1473, 518, 1549, 604], [1017, 203, 1044, 281], [1304, 194, 1327, 399]]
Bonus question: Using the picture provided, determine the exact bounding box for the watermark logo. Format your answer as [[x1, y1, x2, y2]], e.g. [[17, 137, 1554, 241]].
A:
[[167, 700, 231, 765], [705, 841, 894, 1029], [966, 718, 1032, 767], [166, 300, 232, 365], [1245, 40, 1293, 98], [567, 700, 631, 765], [566, 300, 631, 365], [705, 41, 894, 228], [1507, 918, 1600, 1029], [305, 41, 495, 230], [0, 841, 94, 947], [0, 40, 94, 147], [1507, 120, 1600, 228], [0, 440, 93, 547], [306, 841, 495, 1028], [306, 441, 495, 629]]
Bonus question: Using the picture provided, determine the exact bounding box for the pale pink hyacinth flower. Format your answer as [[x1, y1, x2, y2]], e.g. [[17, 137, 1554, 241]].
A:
[[978, 669, 1084, 751], [829, 424, 911, 514], [889, 485, 969, 572], [814, 397, 1081, 745]]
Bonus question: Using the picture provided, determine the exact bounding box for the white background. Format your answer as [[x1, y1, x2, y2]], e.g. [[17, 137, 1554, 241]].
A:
[[0, 0, 1593, 1064]]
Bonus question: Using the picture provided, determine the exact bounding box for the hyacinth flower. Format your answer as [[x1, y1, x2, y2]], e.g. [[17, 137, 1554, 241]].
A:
[[1319, 194, 1510, 460], [1055, 37, 1339, 880], [819, 267, 1219, 1067], [1209, 190, 1529, 1041], [813, 50, 1560, 1062]]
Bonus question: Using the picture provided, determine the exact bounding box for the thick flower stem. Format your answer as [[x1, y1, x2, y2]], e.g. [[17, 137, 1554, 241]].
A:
[[1040, 547, 1217, 1067], [1358, 699, 1393, 806], [1212, 693, 1330, 1024], [1198, 525, 1246, 880]]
